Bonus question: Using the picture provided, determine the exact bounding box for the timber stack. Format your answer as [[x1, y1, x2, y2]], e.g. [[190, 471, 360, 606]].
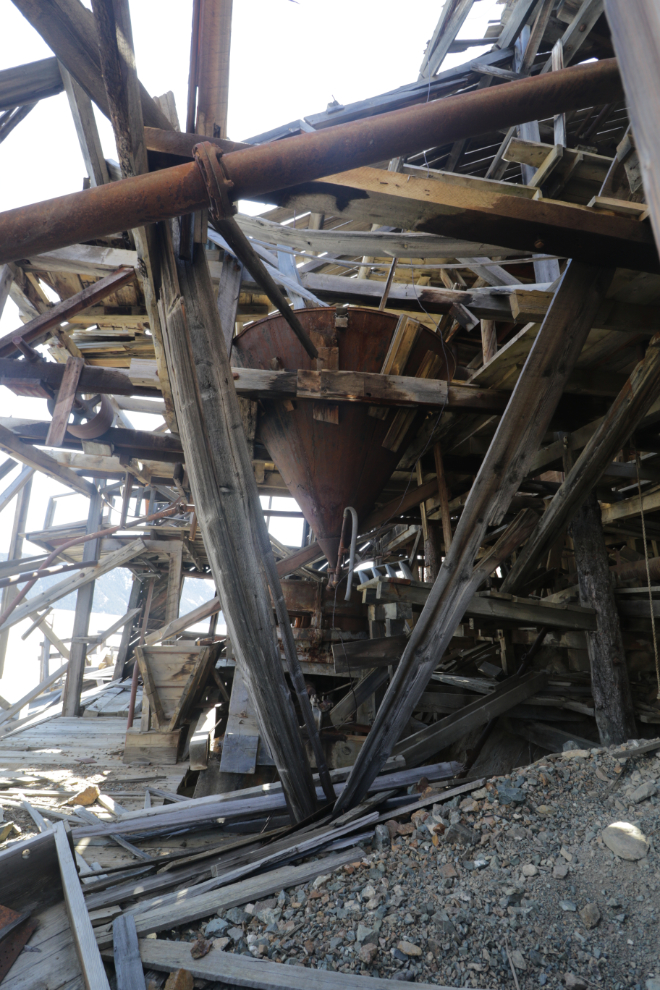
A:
[[0, 0, 660, 986]]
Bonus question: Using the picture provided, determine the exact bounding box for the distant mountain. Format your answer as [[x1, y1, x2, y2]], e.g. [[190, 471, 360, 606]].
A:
[[0, 555, 216, 617]]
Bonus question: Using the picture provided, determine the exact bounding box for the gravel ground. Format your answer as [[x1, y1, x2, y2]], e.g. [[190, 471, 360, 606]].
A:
[[157, 740, 660, 990]]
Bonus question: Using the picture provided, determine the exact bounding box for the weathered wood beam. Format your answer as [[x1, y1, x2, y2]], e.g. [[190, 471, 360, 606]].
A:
[[62, 483, 103, 717], [335, 261, 614, 812], [272, 167, 658, 274], [571, 490, 637, 745], [394, 670, 549, 766], [189, 0, 233, 138], [419, 0, 477, 79], [0, 266, 135, 359], [0, 56, 63, 112], [59, 62, 110, 187], [0, 473, 33, 677], [503, 331, 660, 594], [0, 424, 96, 496], [604, 1, 660, 256], [10, 0, 173, 130], [156, 223, 317, 821]]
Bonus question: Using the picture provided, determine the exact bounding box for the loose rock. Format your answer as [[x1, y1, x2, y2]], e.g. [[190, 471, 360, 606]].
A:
[[602, 820, 650, 860]]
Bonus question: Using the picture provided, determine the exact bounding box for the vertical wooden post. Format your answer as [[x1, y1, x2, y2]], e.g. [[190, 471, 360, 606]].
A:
[[0, 472, 33, 677], [424, 521, 444, 583], [113, 573, 142, 680], [480, 320, 498, 365], [571, 490, 637, 745], [156, 227, 316, 820], [62, 484, 103, 717], [433, 443, 453, 553]]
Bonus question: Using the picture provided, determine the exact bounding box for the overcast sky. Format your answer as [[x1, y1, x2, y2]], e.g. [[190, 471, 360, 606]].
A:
[[0, 0, 502, 548]]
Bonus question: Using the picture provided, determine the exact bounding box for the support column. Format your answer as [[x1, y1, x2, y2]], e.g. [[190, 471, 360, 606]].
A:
[[424, 521, 444, 583], [571, 490, 637, 745], [62, 484, 103, 717], [0, 473, 33, 677], [113, 574, 142, 680]]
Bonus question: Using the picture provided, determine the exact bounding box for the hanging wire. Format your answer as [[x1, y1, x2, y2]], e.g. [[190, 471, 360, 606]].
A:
[[634, 449, 660, 697]]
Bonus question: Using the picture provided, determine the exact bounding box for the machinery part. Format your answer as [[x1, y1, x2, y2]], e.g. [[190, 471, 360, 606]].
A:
[[65, 394, 114, 440]]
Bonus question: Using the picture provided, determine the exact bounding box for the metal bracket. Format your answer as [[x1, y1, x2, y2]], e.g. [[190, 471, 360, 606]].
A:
[[192, 142, 237, 223]]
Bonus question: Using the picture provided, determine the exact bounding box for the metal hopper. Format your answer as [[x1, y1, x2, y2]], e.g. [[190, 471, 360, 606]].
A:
[[233, 307, 451, 571]]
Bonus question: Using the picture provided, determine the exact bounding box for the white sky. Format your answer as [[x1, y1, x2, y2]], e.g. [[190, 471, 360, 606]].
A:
[[0, 0, 502, 575]]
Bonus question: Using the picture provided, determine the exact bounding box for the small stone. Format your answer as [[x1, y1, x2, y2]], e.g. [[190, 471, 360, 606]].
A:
[[563, 749, 590, 759], [359, 942, 378, 964], [510, 949, 526, 970], [563, 974, 587, 989], [646, 980, 660, 990], [522, 863, 538, 877], [303, 940, 315, 955], [190, 939, 211, 959], [256, 907, 282, 925], [553, 863, 569, 879], [397, 940, 422, 957], [629, 781, 657, 804], [312, 873, 332, 890], [578, 902, 601, 929], [225, 907, 249, 924], [439, 863, 457, 878], [227, 926, 244, 940], [213, 937, 231, 951], [445, 822, 478, 846], [356, 924, 375, 943], [459, 798, 479, 812], [204, 917, 229, 937], [602, 821, 650, 860], [559, 900, 577, 912], [537, 805, 554, 816], [67, 784, 100, 807], [431, 910, 455, 933], [164, 971, 194, 990], [560, 845, 573, 862], [373, 823, 391, 851], [471, 788, 488, 799], [497, 784, 525, 805]]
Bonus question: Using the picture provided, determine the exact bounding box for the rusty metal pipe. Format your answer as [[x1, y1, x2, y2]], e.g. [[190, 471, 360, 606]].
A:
[[0, 60, 622, 267]]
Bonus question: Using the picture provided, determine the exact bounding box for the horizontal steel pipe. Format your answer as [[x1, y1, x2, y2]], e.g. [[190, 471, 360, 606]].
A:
[[0, 60, 622, 267]]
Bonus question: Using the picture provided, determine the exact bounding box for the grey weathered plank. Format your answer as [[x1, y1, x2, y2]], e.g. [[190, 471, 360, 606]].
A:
[[155, 227, 317, 821], [394, 670, 549, 766], [113, 913, 146, 990], [53, 821, 111, 990], [138, 937, 482, 990]]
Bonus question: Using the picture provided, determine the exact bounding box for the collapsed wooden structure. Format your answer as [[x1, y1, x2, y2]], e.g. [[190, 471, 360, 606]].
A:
[[2, 0, 660, 984]]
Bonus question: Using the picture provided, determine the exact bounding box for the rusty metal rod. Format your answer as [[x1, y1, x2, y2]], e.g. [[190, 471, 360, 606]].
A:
[[0, 59, 622, 267]]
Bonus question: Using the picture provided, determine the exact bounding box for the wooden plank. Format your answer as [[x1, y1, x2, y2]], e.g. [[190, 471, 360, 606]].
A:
[[113, 913, 146, 990], [217, 254, 243, 353], [419, 0, 476, 78], [0, 423, 96, 497], [0, 266, 135, 358], [134, 648, 166, 730], [94, 848, 360, 948], [167, 643, 219, 732], [332, 634, 407, 672], [53, 821, 112, 990], [138, 936, 464, 990], [0, 663, 68, 730], [0, 56, 63, 112], [275, 166, 658, 275], [59, 62, 110, 188], [274, 542, 324, 578], [45, 355, 85, 447], [0, 539, 146, 632], [604, 1, 660, 260], [143, 596, 220, 646], [10, 0, 173, 130], [571, 491, 637, 745], [329, 668, 389, 727], [336, 260, 614, 811], [394, 670, 549, 765], [360, 479, 438, 534], [504, 331, 660, 593]]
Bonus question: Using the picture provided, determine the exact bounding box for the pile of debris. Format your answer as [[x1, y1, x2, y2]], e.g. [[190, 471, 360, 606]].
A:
[[146, 739, 660, 990]]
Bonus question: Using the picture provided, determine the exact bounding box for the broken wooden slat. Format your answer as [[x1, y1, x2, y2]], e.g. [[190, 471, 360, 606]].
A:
[[394, 670, 549, 766], [94, 848, 360, 948], [0, 423, 96, 497], [167, 643, 220, 733], [45, 354, 85, 447], [113, 913, 147, 990], [53, 820, 112, 990], [134, 647, 166, 730]]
